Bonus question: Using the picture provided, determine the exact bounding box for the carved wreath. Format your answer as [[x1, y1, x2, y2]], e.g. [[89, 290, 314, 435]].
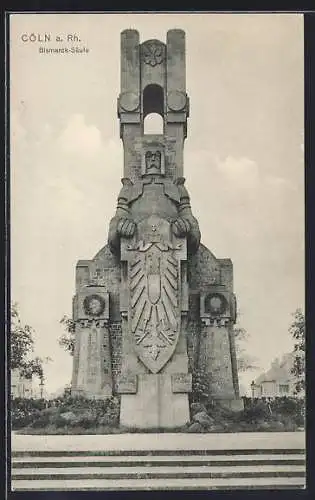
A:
[[83, 294, 106, 317], [204, 293, 228, 316], [142, 41, 165, 67]]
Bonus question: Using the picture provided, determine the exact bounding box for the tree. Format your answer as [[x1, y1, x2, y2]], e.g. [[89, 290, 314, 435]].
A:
[[234, 326, 260, 373], [58, 315, 75, 356], [290, 308, 305, 395], [10, 303, 50, 382]]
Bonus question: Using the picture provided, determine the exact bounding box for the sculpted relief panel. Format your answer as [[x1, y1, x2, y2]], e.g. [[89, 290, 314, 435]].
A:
[[125, 216, 184, 373]]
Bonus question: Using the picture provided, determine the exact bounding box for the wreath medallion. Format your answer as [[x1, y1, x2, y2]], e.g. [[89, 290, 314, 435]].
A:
[[83, 294, 106, 317], [204, 293, 228, 316]]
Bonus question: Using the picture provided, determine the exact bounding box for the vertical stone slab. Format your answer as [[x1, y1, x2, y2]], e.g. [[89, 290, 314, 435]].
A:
[[228, 324, 241, 398], [119, 30, 141, 178], [120, 374, 160, 428], [166, 30, 188, 178], [199, 288, 243, 410], [121, 30, 140, 95], [159, 373, 191, 428], [166, 29, 186, 92], [200, 322, 236, 399], [71, 288, 112, 399], [119, 373, 191, 429]]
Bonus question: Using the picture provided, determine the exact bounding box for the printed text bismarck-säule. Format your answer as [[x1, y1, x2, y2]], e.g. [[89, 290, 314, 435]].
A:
[[39, 46, 89, 54]]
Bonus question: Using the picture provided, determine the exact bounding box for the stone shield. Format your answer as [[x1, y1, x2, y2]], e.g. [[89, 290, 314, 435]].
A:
[[127, 216, 183, 373]]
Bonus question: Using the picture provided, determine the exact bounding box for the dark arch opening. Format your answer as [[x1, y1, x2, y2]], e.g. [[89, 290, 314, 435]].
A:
[[143, 84, 164, 118]]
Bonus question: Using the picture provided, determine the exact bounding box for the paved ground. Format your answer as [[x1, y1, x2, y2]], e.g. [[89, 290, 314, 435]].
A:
[[12, 431, 305, 452]]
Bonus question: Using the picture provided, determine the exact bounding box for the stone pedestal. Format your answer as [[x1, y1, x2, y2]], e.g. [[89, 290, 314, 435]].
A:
[[120, 373, 190, 428], [199, 288, 243, 411], [71, 288, 112, 399]]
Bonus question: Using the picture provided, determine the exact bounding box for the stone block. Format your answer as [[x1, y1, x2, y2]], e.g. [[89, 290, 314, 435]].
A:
[[116, 374, 138, 394], [120, 373, 190, 429], [171, 373, 192, 393]]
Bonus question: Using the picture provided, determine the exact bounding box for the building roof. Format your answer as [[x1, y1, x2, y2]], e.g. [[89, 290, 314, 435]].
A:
[[255, 352, 294, 385]]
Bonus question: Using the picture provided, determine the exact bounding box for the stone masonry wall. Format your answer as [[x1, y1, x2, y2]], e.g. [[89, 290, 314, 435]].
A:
[[186, 290, 201, 372], [109, 321, 122, 392]]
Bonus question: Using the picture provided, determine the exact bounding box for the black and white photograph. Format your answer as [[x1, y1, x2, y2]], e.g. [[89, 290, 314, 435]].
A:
[[8, 12, 305, 491]]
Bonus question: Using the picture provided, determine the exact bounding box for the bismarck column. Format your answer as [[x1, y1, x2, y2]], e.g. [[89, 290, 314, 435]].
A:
[[70, 28, 243, 422], [109, 29, 199, 428]]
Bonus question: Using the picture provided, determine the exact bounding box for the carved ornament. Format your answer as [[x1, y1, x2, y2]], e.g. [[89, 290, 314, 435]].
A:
[[78, 318, 109, 328], [201, 317, 230, 327], [124, 216, 185, 374], [167, 91, 187, 112], [83, 294, 106, 317], [204, 293, 228, 316], [171, 373, 192, 393], [116, 374, 138, 394], [119, 92, 140, 112], [141, 40, 165, 66]]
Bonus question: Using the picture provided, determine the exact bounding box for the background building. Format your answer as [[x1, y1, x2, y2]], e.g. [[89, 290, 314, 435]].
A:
[[250, 353, 297, 398], [11, 369, 46, 399]]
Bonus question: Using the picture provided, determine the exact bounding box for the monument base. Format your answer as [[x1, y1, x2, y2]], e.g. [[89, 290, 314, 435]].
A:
[[211, 397, 244, 412], [119, 374, 190, 429]]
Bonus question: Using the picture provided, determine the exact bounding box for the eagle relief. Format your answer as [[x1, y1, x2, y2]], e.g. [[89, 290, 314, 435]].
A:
[[127, 216, 182, 373]]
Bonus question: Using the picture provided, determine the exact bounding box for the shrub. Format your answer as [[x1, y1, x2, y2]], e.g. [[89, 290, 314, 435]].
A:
[[12, 395, 121, 431], [29, 413, 51, 428], [240, 400, 272, 423], [11, 398, 47, 429]]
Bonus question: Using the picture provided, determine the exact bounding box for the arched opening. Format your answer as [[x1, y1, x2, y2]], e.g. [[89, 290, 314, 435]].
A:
[[143, 84, 164, 117], [144, 113, 164, 134]]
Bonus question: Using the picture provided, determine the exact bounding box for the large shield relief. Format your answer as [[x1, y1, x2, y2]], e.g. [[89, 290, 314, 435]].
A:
[[123, 215, 186, 373]]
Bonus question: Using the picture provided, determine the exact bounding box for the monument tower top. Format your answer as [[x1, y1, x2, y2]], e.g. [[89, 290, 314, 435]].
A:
[[117, 29, 189, 181]]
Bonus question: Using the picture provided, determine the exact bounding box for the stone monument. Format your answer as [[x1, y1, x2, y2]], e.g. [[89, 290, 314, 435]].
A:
[[71, 29, 243, 429]]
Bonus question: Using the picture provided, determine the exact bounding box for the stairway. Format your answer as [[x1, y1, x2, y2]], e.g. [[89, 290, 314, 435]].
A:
[[11, 446, 306, 490]]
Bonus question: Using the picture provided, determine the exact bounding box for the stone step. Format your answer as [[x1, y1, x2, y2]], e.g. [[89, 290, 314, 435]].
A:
[[11, 433, 306, 491], [11, 476, 306, 491], [13, 455, 305, 467], [12, 463, 306, 477], [11, 431, 305, 452], [13, 452, 304, 462], [11, 451, 306, 490], [12, 448, 306, 457]]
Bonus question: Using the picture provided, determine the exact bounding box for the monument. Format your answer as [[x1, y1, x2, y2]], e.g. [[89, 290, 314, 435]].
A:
[[71, 29, 243, 428]]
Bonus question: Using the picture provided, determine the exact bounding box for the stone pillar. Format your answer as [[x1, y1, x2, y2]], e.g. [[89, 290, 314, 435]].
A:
[[200, 288, 243, 411], [118, 30, 141, 177], [71, 287, 112, 399], [165, 29, 189, 177]]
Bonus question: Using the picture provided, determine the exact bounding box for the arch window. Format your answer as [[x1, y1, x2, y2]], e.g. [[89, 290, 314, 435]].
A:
[[143, 113, 164, 134], [143, 84, 164, 134]]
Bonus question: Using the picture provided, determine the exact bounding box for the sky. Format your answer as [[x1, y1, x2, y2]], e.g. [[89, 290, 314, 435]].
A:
[[10, 13, 304, 396]]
